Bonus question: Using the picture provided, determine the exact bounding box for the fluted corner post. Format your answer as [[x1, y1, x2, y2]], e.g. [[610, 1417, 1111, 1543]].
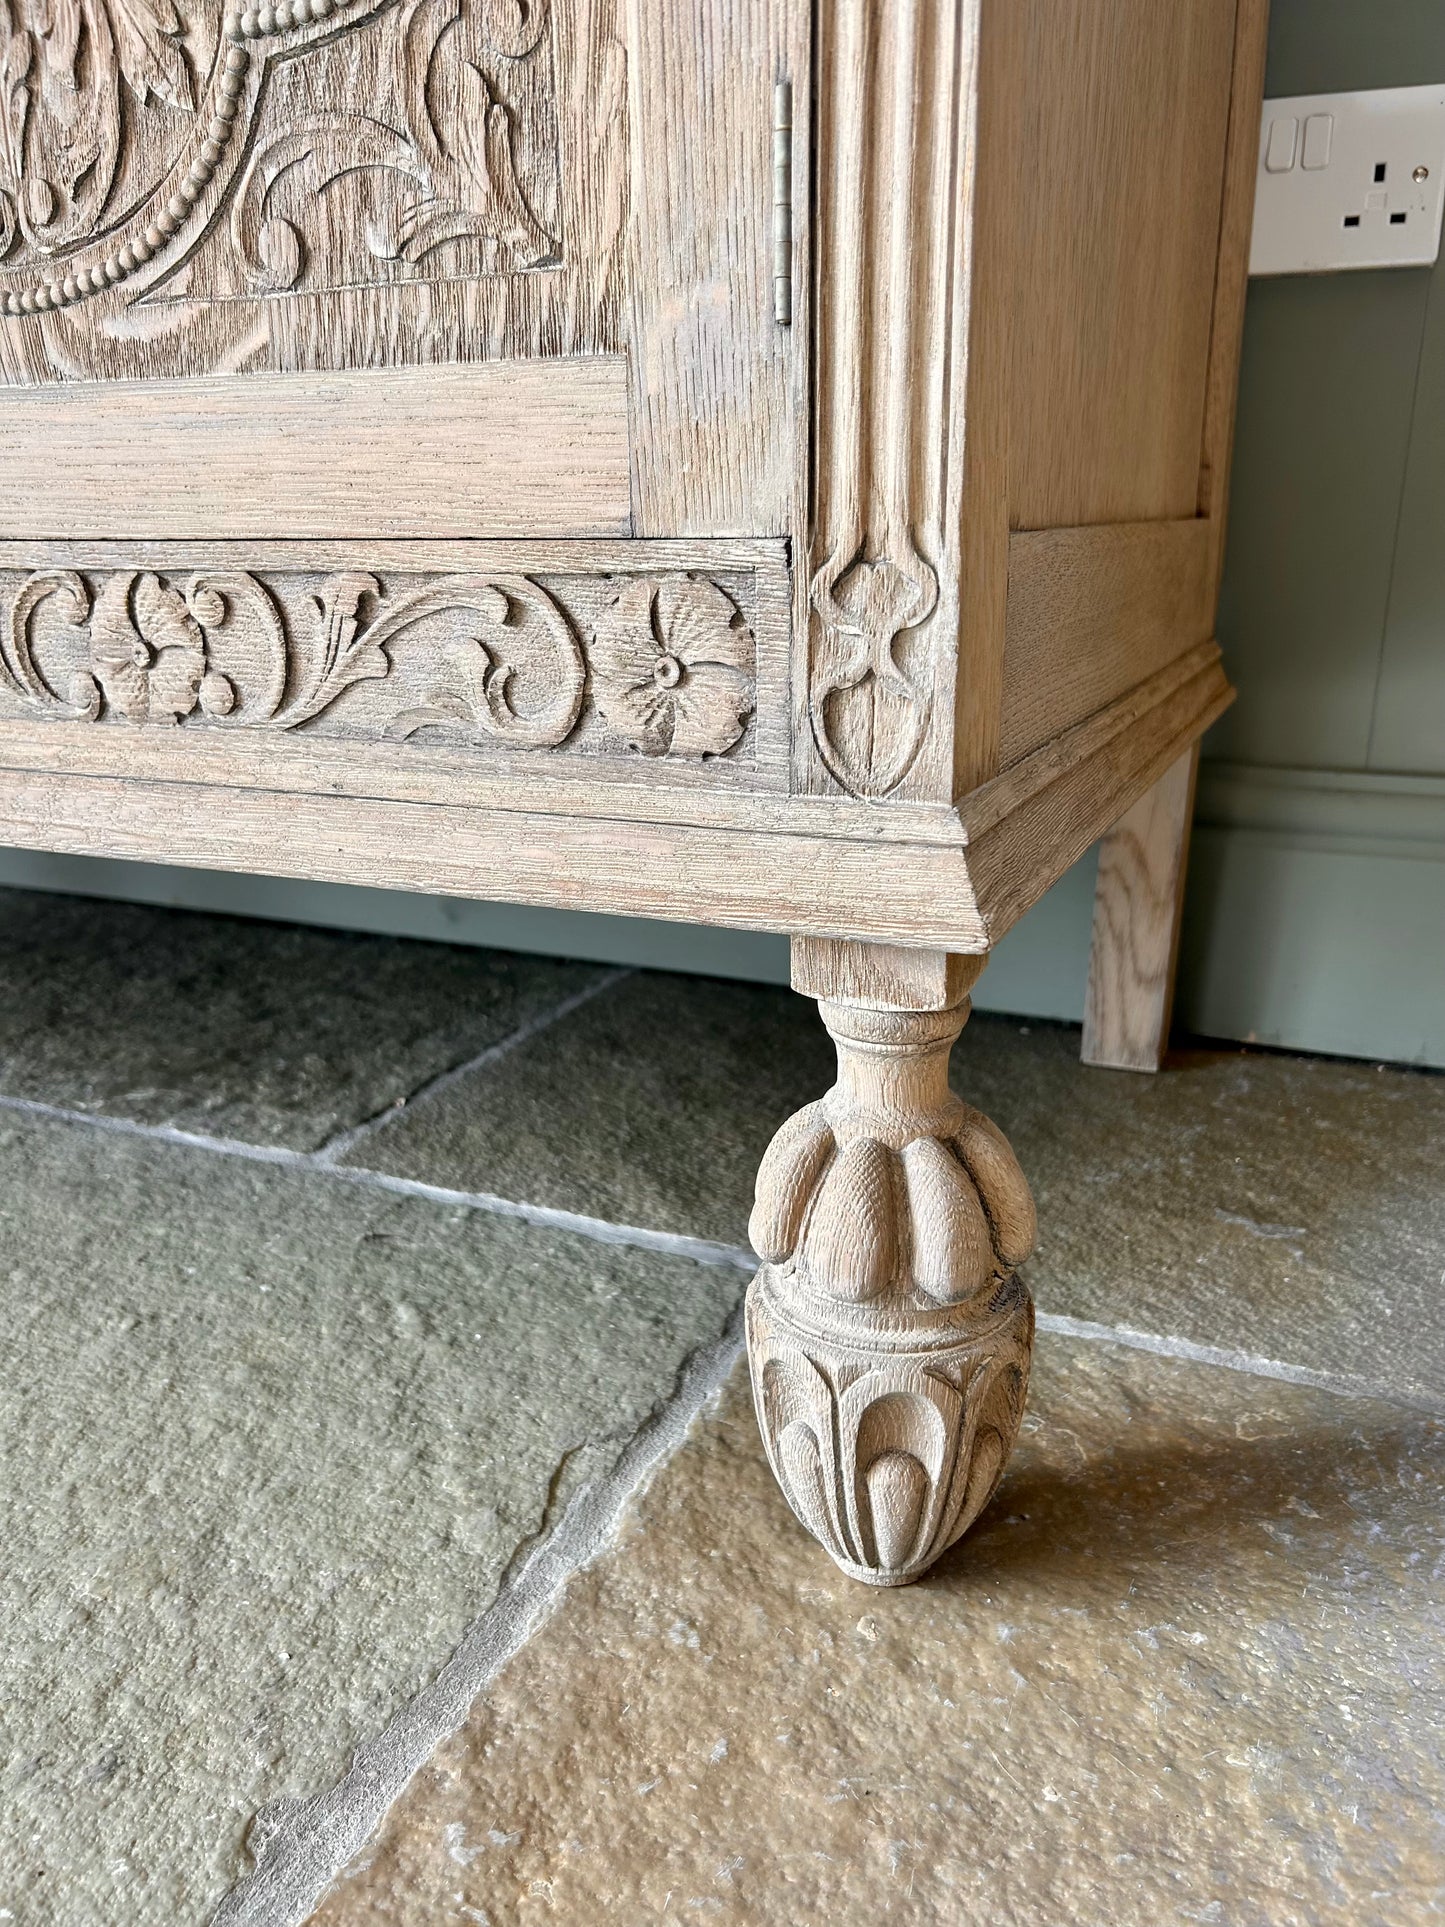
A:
[[745, 945, 1036, 1587]]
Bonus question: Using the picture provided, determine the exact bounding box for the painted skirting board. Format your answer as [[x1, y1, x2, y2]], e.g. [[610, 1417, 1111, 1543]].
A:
[[1182, 763, 1445, 1068], [0, 762, 1438, 1066]]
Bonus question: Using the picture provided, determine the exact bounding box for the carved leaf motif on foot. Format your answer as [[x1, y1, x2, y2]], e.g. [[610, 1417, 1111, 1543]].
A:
[[747, 1296, 1033, 1587], [809, 549, 939, 799], [590, 574, 755, 758], [747, 999, 1037, 1584]]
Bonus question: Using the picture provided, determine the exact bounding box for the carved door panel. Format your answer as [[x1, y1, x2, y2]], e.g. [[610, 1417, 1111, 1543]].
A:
[[0, 0, 802, 538], [0, 0, 803, 791]]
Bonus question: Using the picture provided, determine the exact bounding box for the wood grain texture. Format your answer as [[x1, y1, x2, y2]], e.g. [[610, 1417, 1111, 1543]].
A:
[[800, 0, 985, 804], [1004, 0, 1239, 528], [1082, 746, 1200, 1073], [1001, 520, 1213, 767], [0, 0, 630, 386], [965, 641, 1224, 844], [0, 767, 988, 947], [0, 543, 775, 770], [0, 538, 791, 789], [0, 361, 633, 539], [947, 0, 1015, 796], [790, 938, 984, 1013], [964, 653, 1232, 943], [1197, 0, 1271, 593], [626, 0, 802, 538], [747, 993, 1035, 1585]]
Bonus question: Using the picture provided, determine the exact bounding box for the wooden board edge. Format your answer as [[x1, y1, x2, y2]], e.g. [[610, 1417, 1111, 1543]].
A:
[[1197, 0, 1271, 592], [0, 358, 635, 541], [962, 638, 1225, 843], [1080, 743, 1201, 1073], [1000, 516, 1214, 767], [0, 768, 988, 950], [964, 657, 1233, 943]]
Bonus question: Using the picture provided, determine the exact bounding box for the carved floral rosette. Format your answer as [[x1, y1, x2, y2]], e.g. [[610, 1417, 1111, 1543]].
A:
[[745, 998, 1038, 1586]]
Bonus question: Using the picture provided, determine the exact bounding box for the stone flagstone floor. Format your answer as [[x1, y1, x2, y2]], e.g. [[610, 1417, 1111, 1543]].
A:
[[0, 885, 1440, 1927]]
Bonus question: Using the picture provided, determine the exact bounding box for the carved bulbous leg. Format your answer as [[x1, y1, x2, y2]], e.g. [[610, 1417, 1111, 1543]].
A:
[[746, 995, 1036, 1587]]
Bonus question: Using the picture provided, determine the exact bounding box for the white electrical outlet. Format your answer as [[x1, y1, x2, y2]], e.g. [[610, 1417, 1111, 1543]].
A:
[[1249, 84, 1445, 275]]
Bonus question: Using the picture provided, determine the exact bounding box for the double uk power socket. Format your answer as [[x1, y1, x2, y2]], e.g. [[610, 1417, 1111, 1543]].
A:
[[1250, 84, 1445, 275]]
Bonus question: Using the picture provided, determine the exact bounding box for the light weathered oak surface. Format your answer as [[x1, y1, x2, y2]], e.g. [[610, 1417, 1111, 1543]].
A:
[[628, 0, 804, 539], [1001, 519, 1213, 767], [1004, 0, 1238, 528], [790, 938, 981, 1014], [0, 0, 630, 385], [1198, 0, 1273, 589], [0, 363, 633, 539], [1083, 746, 1201, 1073], [963, 644, 1232, 941], [0, 538, 781, 771]]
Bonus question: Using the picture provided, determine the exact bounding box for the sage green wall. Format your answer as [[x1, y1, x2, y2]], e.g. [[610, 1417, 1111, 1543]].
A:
[[1179, 0, 1445, 1067], [2, 0, 1441, 1063]]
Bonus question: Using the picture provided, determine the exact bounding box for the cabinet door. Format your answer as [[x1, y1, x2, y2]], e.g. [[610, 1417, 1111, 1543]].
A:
[[0, 0, 801, 542]]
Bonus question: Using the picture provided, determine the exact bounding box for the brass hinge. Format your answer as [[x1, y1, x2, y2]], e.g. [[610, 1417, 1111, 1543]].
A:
[[773, 79, 793, 326]]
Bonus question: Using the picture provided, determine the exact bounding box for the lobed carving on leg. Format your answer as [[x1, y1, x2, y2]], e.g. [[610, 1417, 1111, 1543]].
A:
[[746, 995, 1037, 1585]]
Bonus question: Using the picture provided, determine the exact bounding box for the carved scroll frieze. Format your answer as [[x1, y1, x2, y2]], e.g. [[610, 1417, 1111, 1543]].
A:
[[0, 563, 757, 763], [806, 0, 962, 801], [0, 0, 561, 319], [746, 998, 1037, 1586]]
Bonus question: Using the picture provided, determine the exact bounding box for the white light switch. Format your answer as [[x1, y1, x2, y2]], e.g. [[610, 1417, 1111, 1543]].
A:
[[1250, 84, 1445, 274], [1265, 116, 1298, 172], [1301, 113, 1333, 170]]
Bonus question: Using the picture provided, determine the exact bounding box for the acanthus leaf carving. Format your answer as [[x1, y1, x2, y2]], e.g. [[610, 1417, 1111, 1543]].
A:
[[0, 571, 92, 716], [0, 0, 561, 316], [374, 573, 585, 749], [0, 0, 196, 262]]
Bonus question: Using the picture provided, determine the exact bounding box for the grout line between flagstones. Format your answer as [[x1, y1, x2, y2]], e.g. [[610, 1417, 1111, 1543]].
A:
[[312, 966, 635, 1166], [0, 1089, 757, 1273], [1032, 1312, 1445, 1416], [0, 1089, 1434, 1410], [208, 1308, 749, 1927]]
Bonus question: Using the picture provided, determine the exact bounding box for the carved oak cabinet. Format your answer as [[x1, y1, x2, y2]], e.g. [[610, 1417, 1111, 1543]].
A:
[[0, 0, 1266, 1583]]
